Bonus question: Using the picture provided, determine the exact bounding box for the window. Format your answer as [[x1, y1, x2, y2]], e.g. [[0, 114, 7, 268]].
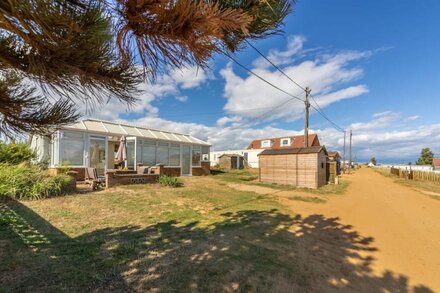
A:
[[202, 146, 210, 161], [169, 144, 180, 166], [127, 139, 135, 169], [156, 142, 169, 165], [280, 138, 291, 147], [261, 140, 271, 148], [192, 146, 201, 166], [61, 131, 84, 166], [141, 140, 156, 166]]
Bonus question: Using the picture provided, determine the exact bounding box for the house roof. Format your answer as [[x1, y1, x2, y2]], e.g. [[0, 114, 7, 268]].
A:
[[328, 151, 340, 158], [433, 158, 440, 167], [61, 118, 210, 146], [247, 134, 320, 149], [258, 146, 327, 156]]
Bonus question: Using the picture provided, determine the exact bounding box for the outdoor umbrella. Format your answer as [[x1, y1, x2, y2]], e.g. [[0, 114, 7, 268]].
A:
[[115, 136, 127, 168]]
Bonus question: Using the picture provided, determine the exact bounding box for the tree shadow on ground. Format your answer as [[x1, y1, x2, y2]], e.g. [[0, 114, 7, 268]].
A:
[[0, 199, 434, 292]]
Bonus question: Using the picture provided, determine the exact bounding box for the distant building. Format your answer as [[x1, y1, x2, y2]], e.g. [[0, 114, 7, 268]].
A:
[[210, 149, 262, 168], [211, 134, 321, 169], [218, 154, 244, 170], [247, 134, 320, 150], [433, 158, 440, 170]]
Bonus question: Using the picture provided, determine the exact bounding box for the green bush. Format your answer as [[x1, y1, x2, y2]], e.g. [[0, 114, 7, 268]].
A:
[[0, 141, 36, 164], [158, 175, 182, 188], [0, 163, 73, 199]]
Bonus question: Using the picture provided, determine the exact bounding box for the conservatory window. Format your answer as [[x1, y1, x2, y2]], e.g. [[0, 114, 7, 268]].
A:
[[141, 140, 156, 166], [192, 146, 201, 166], [169, 144, 180, 166], [127, 140, 135, 169], [61, 131, 84, 166], [156, 142, 169, 165]]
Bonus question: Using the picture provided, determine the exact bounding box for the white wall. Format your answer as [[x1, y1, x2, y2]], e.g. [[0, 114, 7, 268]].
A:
[[210, 149, 264, 168], [30, 135, 50, 162], [376, 164, 436, 172]]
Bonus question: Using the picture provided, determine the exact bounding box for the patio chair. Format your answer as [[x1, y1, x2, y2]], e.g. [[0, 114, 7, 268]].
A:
[[85, 168, 105, 190], [137, 166, 152, 175]]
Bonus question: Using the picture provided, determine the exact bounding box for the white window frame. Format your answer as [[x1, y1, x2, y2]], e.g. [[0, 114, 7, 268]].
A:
[[59, 130, 86, 167], [192, 145, 202, 167], [280, 138, 291, 147], [261, 140, 271, 148]]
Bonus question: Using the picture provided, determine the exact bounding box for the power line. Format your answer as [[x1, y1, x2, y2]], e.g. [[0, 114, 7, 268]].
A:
[[245, 41, 346, 133], [309, 95, 345, 132], [222, 51, 305, 103], [245, 40, 306, 91]]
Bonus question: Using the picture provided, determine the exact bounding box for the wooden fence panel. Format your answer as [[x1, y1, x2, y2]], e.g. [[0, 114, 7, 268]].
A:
[[389, 167, 440, 183]]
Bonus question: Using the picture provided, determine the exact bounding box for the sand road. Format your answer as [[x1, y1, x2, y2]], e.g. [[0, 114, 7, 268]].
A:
[[232, 168, 440, 292]]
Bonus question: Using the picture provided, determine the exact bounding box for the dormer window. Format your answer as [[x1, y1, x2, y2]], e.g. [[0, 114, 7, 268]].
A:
[[261, 140, 271, 148], [280, 138, 291, 147]]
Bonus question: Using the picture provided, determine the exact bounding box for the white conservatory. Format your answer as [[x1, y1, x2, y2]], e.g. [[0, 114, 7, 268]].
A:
[[31, 119, 211, 179]]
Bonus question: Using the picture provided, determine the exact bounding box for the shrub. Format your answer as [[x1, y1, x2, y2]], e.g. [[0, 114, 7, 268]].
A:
[[0, 163, 73, 199], [158, 175, 182, 188], [0, 141, 36, 164]]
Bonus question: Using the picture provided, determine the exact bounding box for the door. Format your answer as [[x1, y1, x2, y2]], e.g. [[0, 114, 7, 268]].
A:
[[89, 136, 106, 176], [181, 145, 191, 175]]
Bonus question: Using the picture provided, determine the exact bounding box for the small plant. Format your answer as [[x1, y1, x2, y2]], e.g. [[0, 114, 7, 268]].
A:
[[0, 163, 73, 199], [158, 175, 182, 188]]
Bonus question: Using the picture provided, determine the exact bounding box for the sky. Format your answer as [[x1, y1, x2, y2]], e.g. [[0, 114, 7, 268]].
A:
[[82, 0, 440, 164]]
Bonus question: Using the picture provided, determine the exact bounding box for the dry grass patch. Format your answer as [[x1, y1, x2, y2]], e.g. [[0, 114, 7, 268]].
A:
[[374, 168, 440, 200]]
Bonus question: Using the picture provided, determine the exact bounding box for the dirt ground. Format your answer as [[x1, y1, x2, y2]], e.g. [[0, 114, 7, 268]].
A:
[[231, 167, 440, 292]]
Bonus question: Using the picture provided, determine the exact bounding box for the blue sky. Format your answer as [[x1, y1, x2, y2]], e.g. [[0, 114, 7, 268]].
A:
[[88, 0, 440, 163]]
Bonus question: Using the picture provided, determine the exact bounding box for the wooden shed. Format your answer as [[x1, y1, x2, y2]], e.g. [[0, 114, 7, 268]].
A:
[[327, 151, 341, 184], [218, 154, 244, 169], [258, 146, 328, 189]]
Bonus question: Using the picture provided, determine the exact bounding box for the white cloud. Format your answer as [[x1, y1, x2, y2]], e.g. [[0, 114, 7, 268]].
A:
[[175, 95, 188, 102], [253, 35, 306, 68], [351, 111, 400, 131], [216, 116, 243, 126], [408, 115, 420, 121], [79, 66, 209, 120], [170, 65, 209, 89], [221, 36, 372, 123]]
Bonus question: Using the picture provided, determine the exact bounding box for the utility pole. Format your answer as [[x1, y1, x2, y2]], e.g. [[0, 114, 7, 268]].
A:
[[304, 87, 311, 147], [349, 129, 353, 171], [342, 131, 346, 173]]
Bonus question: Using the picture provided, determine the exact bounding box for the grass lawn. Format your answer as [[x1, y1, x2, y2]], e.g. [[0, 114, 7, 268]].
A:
[[0, 171, 356, 292], [374, 168, 440, 199], [1, 174, 313, 292], [212, 168, 349, 195]]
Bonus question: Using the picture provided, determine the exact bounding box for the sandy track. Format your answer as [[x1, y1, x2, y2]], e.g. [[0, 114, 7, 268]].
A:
[[281, 168, 440, 292], [228, 168, 440, 291]]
